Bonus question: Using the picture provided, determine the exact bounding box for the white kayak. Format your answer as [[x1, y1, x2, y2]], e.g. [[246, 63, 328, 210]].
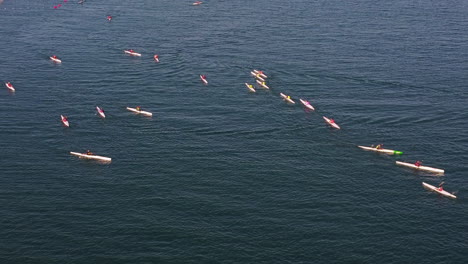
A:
[[193, 1, 202, 5], [124, 50, 141, 57], [61, 115, 70, 127], [253, 69, 267, 79], [50, 56, 62, 63], [245, 83, 256, 92], [70, 151, 112, 162], [153, 55, 159, 62], [299, 99, 315, 110], [250, 71, 265, 82], [200, 75, 208, 85], [396, 161, 444, 174], [96, 106, 106, 118], [5, 82, 15, 92], [127, 107, 153, 116], [256, 79, 269, 89], [280, 93, 295, 104], [323, 116, 340, 129], [422, 182, 456, 199], [358, 146, 403, 155]]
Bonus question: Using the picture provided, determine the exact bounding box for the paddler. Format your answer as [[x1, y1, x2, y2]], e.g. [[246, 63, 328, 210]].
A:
[[437, 186, 444, 191], [287, 96, 291, 100], [201, 75, 206, 79], [136, 106, 141, 111], [262, 81, 266, 86], [329, 119, 335, 123], [414, 160, 422, 167], [376, 144, 383, 149], [86, 150, 93, 155], [107, 16, 112, 21], [248, 84, 253, 89]]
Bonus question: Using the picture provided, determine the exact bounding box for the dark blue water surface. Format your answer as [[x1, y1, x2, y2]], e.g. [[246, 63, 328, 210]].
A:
[[1, 0, 468, 263]]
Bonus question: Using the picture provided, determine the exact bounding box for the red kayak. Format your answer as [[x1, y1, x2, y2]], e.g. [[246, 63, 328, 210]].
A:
[[200, 75, 208, 85], [5, 82, 15, 92], [96, 106, 106, 118], [61, 115, 70, 127]]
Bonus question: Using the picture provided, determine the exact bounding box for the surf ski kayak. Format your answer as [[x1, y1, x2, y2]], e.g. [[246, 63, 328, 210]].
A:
[[253, 70, 267, 79], [323, 116, 340, 129], [153, 55, 159, 62], [193, 1, 203, 5], [200, 75, 208, 85], [61, 115, 70, 127], [250, 71, 265, 82], [358, 146, 403, 155], [5, 82, 15, 92], [396, 161, 444, 174], [280, 93, 295, 104], [96, 106, 106, 118], [256, 80, 269, 89], [50, 56, 62, 63], [70, 151, 112, 162], [126, 107, 153, 116], [124, 50, 141, 57], [245, 83, 256, 92], [299, 99, 315, 110], [422, 182, 456, 199]]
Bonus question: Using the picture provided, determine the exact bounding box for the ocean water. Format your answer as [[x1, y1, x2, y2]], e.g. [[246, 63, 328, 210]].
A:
[[1, 0, 467, 263]]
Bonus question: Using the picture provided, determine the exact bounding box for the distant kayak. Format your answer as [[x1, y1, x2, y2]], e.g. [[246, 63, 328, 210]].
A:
[[124, 50, 141, 57], [253, 69, 267, 79], [280, 93, 295, 104], [396, 161, 444, 174], [256, 80, 269, 89], [127, 107, 153, 116], [70, 151, 112, 162], [61, 115, 69, 127], [153, 54, 159, 62], [96, 106, 106, 118], [422, 182, 456, 199], [323, 116, 340, 129], [5, 82, 15, 92], [245, 83, 256, 92], [50, 56, 62, 63], [193, 1, 203, 5], [299, 99, 315, 110], [250, 71, 265, 82], [200, 75, 208, 85], [358, 145, 403, 155]]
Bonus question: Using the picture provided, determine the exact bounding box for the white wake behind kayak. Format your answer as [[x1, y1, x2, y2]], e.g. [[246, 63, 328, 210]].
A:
[[280, 93, 295, 104], [5, 82, 15, 92], [396, 161, 444, 174], [50, 56, 62, 63], [358, 146, 403, 155], [422, 182, 456, 199], [126, 107, 153, 116], [253, 69, 267, 78], [250, 71, 265, 82], [124, 50, 141, 57], [323, 116, 340, 129], [256, 80, 269, 89], [299, 99, 315, 110], [245, 83, 256, 92], [70, 151, 112, 162], [96, 106, 106, 118], [61, 115, 69, 127]]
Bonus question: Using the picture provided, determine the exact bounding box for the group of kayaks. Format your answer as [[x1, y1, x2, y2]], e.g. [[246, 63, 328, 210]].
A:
[[246, 70, 340, 131], [244, 69, 455, 199], [357, 145, 455, 199], [61, 105, 153, 163]]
